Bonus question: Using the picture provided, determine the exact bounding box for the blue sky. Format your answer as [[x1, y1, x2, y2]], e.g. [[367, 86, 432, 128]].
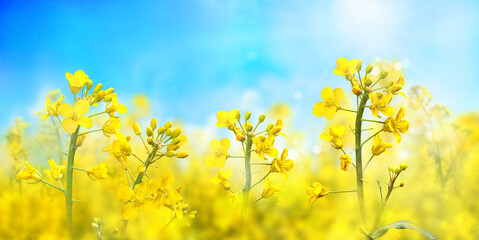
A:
[[1, 0, 478, 132]]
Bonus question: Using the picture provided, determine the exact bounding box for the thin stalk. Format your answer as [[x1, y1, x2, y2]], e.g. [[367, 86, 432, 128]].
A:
[[40, 179, 65, 192], [78, 129, 102, 136], [120, 148, 157, 239], [355, 93, 369, 230], [240, 138, 253, 217], [329, 189, 357, 194], [65, 127, 79, 238], [363, 155, 375, 172], [340, 108, 357, 113], [251, 171, 271, 189], [362, 119, 385, 124], [361, 130, 383, 148], [371, 176, 397, 232]]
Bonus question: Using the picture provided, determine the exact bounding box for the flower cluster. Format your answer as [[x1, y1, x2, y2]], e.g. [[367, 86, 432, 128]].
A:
[[206, 110, 293, 214], [111, 118, 193, 236], [308, 58, 428, 239]]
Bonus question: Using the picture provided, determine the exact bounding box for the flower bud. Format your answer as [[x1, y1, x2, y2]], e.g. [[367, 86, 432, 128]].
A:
[[399, 182, 405, 187], [165, 151, 176, 157], [176, 152, 189, 158], [258, 114, 266, 123], [95, 91, 105, 101], [170, 128, 182, 139], [146, 127, 153, 137], [400, 163, 408, 171], [245, 112, 251, 121], [104, 94, 112, 102], [165, 128, 171, 136], [93, 83, 103, 93], [138, 165, 146, 173], [164, 121, 172, 129], [266, 123, 274, 131], [171, 137, 180, 145], [380, 71, 388, 79], [235, 110, 241, 121], [167, 144, 180, 151], [385, 80, 394, 88], [363, 76, 372, 86], [105, 88, 114, 95], [376, 92, 384, 99], [245, 122, 253, 131], [133, 122, 141, 135], [86, 80, 93, 90], [352, 85, 362, 95], [365, 64, 373, 74], [147, 137, 154, 145], [157, 126, 165, 135], [76, 135, 86, 147], [150, 118, 157, 130], [388, 166, 394, 172]]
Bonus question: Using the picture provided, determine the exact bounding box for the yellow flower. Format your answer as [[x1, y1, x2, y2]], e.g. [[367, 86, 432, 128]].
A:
[[371, 134, 393, 156], [339, 154, 351, 172], [146, 172, 183, 208], [270, 148, 294, 181], [86, 162, 109, 181], [268, 119, 287, 137], [307, 182, 329, 205], [105, 93, 128, 117], [313, 87, 344, 120], [216, 109, 240, 130], [333, 57, 362, 76], [383, 107, 410, 144], [44, 159, 65, 180], [101, 131, 132, 170], [65, 70, 90, 95], [253, 135, 279, 160], [59, 99, 93, 134], [210, 169, 232, 190], [102, 116, 122, 135], [205, 138, 230, 168], [16, 161, 42, 183], [41, 94, 64, 121], [369, 91, 394, 118], [320, 125, 345, 149], [387, 76, 406, 98], [117, 182, 148, 220], [261, 177, 280, 198]]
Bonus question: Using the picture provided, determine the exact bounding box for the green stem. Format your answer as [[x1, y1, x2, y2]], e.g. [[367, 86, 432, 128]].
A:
[[65, 127, 79, 239], [363, 155, 375, 172], [78, 129, 102, 136], [361, 130, 383, 148], [251, 171, 271, 189], [340, 108, 358, 113], [240, 138, 253, 217], [361, 119, 385, 124], [355, 93, 369, 230], [250, 162, 271, 166], [40, 179, 64, 192], [88, 111, 107, 118], [329, 189, 357, 194]]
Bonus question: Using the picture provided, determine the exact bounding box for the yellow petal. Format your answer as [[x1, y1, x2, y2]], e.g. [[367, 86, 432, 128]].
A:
[[312, 102, 326, 117], [323, 106, 337, 120], [59, 103, 74, 118], [77, 116, 93, 129], [205, 153, 217, 168], [117, 185, 135, 202], [62, 118, 78, 134], [333, 88, 344, 102], [381, 106, 395, 117], [219, 138, 231, 154], [121, 202, 138, 220], [74, 99, 90, 117], [321, 86, 333, 101], [209, 139, 221, 153]]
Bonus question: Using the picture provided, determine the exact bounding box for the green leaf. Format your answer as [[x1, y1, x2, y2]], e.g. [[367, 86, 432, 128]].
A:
[[371, 220, 437, 239]]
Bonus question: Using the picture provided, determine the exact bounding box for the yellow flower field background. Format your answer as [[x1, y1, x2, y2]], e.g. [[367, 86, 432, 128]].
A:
[[1, 57, 478, 240]]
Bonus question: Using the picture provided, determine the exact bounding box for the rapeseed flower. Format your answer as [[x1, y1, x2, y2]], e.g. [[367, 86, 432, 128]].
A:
[[313, 87, 344, 120]]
